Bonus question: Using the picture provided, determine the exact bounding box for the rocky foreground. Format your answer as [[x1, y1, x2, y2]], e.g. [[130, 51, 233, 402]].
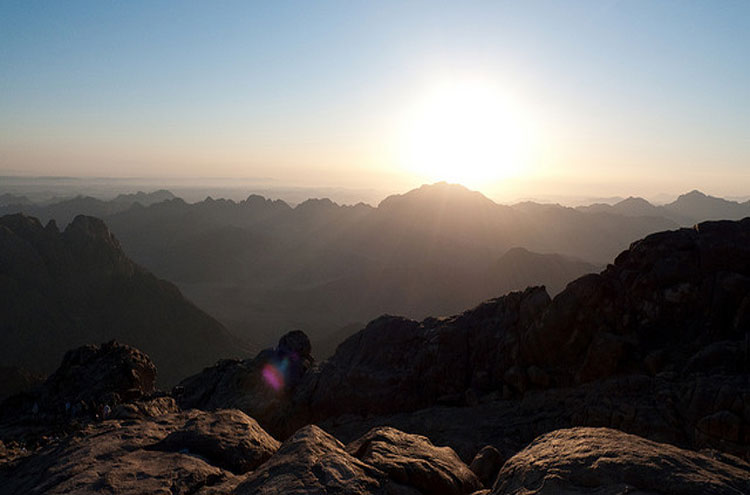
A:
[[1, 218, 750, 494]]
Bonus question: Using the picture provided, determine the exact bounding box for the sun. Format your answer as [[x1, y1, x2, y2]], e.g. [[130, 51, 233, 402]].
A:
[[395, 79, 534, 189]]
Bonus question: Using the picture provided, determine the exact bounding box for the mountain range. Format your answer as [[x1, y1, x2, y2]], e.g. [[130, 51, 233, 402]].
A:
[[576, 189, 750, 224], [2, 183, 748, 353], [0, 189, 175, 226]]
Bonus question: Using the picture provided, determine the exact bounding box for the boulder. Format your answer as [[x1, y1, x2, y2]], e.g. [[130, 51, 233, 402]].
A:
[[7, 341, 157, 418], [491, 427, 750, 495], [233, 425, 384, 495], [347, 426, 482, 495], [0, 410, 257, 495], [149, 409, 280, 474]]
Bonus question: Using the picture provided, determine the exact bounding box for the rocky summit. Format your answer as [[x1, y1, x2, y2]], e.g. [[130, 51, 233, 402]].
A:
[[1, 219, 749, 493]]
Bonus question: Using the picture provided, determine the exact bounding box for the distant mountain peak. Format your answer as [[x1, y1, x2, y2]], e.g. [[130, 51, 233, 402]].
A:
[[378, 182, 496, 210], [680, 189, 708, 199], [619, 196, 652, 206], [295, 197, 338, 211], [113, 190, 176, 204]]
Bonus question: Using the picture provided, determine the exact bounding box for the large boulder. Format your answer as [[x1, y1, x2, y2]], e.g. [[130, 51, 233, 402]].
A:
[[43, 341, 156, 404], [491, 427, 750, 495], [0, 409, 280, 495], [0, 341, 157, 420], [233, 425, 385, 495], [346, 426, 482, 495], [148, 409, 280, 474]]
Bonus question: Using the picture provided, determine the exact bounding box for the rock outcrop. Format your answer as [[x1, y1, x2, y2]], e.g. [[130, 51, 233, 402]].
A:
[[520, 218, 750, 385], [175, 330, 314, 437], [491, 427, 750, 495], [0, 341, 156, 421], [303, 287, 549, 420], [308, 219, 750, 414], [43, 341, 156, 407]]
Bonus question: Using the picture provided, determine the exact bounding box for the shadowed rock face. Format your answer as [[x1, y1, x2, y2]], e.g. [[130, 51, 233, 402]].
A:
[[0, 367, 44, 402], [0, 341, 156, 420], [521, 218, 750, 385], [491, 427, 750, 495], [312, 219, 750, 455], [47, 341, 157, 403], [469, 445, 505, 488], [177, 287, 552, 437], [302, 287, 550, 422], [0, 213, 248, 387]]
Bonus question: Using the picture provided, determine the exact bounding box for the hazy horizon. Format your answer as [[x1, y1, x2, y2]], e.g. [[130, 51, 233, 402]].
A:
[[3, 174, 748, 207], [2, 1, 749, 201]]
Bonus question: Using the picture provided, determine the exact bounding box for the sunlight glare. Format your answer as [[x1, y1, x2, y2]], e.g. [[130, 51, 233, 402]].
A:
[[396, 79, 534, 189]]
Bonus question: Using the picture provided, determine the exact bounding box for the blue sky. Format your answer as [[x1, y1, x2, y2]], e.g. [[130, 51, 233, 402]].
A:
[[1, 1, 748, 198]]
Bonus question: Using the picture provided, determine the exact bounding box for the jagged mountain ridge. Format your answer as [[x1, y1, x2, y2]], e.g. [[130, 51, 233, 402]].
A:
[[0, 213, 248, 386], [100, 183, 658, 347], [0, 189, 176, 227], [1, 183, 745, 353], [577, 189, 750, 225]]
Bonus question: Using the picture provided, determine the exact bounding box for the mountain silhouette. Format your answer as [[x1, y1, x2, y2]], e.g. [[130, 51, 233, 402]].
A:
[[667, 189, 750, 221], [4, 183, 745, 351], [0, 190, 177, 227], [0, 213, 249, 386], [578, 189, 750, 225]]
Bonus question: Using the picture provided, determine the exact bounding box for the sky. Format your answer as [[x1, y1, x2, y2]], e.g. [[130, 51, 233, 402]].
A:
[[1, 1, 749, 201]]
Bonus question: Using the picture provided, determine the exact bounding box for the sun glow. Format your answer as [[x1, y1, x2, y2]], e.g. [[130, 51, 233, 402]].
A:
[[395, 79, 535, 189]]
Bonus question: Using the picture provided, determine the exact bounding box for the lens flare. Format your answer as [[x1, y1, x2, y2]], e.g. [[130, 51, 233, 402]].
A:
[[262, 363, 285, 391]]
